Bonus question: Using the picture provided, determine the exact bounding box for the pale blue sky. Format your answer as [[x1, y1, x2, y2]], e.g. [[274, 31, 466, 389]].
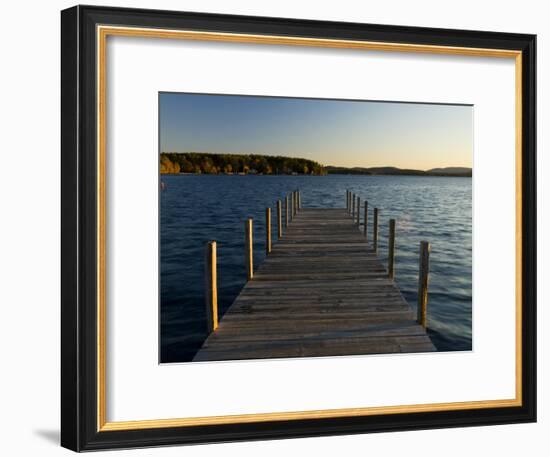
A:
[[159, 93, 472, 170]]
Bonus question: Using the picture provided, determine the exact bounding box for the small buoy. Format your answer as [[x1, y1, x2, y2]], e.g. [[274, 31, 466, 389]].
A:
[[160, 181, 166, 191]]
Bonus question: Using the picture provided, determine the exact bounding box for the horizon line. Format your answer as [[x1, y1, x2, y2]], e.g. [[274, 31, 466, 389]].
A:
[[160, 151, 471, 172]]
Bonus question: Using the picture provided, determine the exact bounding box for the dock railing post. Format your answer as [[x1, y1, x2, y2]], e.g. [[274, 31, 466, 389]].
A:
[[351, 193, 355, 217], [417, 241, 430, 328], [364, 201, 368, 238], [298, 190, 301, 210], [289, 193, 292, 223], [294, 190, 298, 216], [388, 219, 396, 279], [373, 208, 379, 252], [290, 192, 295, 221], [346, 190, 348, 211], [205, 241, 218, 333], [356, 196, 361, 225], [277, 199, 282, 239], [285, 195, 289, 228], [266, 207, 272, 255], [245, 218, 254, 280]]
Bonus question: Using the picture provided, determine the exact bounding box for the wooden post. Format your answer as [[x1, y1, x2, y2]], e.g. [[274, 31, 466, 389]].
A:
[[351, 193, 355, 217], [294, 190, 298, 216], [363, 201, 368, 238], [346, 190, 350, 212], [388, 219, 396, 279], [290, 192, 295, 221], [298, 190, 301, 210], [277, 199, 282, 239], [266, 207, 272, 255], [417, 241, 430, 328], [373, 208, 379, 252], [204, 241, 218, 333], [284, 195, 289, 228], [288, 193, 292, 223], [245, 218, 253, 280], [356, 196, 361, 225]]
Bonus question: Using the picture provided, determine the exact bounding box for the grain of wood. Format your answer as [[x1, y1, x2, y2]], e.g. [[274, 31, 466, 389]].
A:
[[266, 207, 272, 255], [388, 219, 396, 279], [204, 241, 218, 333], [373, 207, 379, 253], [364, 200, 368, 238], [284, 195, 289, 228], [245, 218, 253, 280], [277, 200, 282, 239], [418, 241, 430, 328]]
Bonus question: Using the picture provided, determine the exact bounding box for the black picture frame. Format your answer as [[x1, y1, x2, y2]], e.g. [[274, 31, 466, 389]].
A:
[[61, 5, 536, 452]]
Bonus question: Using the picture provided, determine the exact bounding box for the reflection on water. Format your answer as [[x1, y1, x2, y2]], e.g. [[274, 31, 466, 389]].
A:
[[161, 174, 472, 362]]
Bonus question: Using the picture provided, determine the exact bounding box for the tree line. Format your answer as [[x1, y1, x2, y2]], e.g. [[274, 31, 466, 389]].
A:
[[160, 152, 326, 175]]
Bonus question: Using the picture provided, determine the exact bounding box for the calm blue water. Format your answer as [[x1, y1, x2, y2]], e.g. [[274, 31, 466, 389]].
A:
[[160, 175, 472, 363]]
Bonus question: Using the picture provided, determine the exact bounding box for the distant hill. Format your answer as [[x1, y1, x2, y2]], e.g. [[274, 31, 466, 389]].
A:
[[325, 165, 471, 177], [427, 167, 472, 176], [160, 152, 471, 177]]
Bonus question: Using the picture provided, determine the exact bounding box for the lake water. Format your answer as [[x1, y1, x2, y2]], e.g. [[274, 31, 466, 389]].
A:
[[160, 174, 472, 363]]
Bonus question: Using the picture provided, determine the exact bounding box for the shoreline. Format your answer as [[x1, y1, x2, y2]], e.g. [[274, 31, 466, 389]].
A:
[[160, 172, 472, 178]]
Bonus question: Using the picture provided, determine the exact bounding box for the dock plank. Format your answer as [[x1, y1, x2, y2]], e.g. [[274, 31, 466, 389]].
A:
[[193, 207, 435, 362]]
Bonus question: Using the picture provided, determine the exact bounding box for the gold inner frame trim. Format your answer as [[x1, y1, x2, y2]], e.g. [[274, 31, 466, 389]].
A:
[[97, 25, 523, 432]]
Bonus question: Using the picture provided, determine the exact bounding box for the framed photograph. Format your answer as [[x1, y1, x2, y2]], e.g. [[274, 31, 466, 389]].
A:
[[61, 5, 536, 452]]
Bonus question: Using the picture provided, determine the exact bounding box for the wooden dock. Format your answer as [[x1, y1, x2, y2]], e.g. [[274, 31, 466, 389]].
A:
[[194, 203, 435, 362]]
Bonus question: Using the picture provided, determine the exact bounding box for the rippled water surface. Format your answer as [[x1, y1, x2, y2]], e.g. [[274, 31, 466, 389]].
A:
[[160, 174, 472, 363]]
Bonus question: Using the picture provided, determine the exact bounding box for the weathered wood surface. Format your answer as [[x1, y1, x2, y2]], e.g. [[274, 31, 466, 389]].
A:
[[204, 241, 218, 333], [417, 241, 431, 328], [194, 208, 435, 362]]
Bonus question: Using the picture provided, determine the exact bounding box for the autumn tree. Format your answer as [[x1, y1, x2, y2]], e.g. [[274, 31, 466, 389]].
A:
[[160, 152, 325, 176]]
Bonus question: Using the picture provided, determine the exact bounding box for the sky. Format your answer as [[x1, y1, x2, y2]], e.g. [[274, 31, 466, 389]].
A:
[[159, 92, 472, 170]]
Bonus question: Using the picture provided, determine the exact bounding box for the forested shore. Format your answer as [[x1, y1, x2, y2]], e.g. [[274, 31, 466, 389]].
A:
[[160, 153, 326, 175], [160, 152, 471, 177]]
